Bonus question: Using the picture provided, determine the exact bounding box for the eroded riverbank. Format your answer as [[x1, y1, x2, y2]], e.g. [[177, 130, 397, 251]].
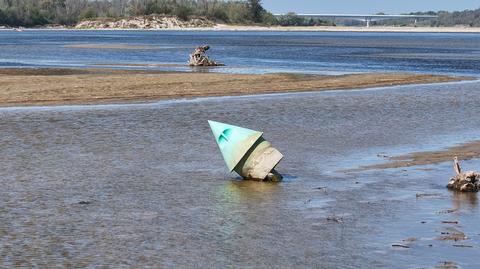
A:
[[0, 68, 467, 107]]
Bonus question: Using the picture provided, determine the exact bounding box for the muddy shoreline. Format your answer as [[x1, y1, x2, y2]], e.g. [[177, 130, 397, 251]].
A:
[[0, 68, 468, 107], [348, 140, 480, 171]]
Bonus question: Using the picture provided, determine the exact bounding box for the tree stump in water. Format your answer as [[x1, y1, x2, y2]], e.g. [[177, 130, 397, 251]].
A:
[[188, 45, 223, 66], [447, 157, 480, 192]]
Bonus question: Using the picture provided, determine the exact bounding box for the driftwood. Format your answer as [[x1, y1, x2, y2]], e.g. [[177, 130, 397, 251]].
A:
[[391, 244, 410, 249], [188, 45, 223, 66], [447, 157, 480, 192]]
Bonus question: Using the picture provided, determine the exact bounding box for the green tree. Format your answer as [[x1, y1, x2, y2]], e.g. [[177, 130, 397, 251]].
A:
[[28, 7, 49, 26], [0, 9, 5, 25], [260, 11, 276, 25], [247, 0, 264, 22], [225, 2, 249, 23], [79, 6, 97, 20], [173, 4, 192, 20]]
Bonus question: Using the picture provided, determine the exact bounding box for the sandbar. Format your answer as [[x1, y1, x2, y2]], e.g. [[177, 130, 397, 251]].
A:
[[349, 140, 480, 171], [0, 67, 468, 107]]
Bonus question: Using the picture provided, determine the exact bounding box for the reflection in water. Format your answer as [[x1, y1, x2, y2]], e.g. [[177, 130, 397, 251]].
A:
[[451, 190, 478, 211], [227, 180, 281, 198], [188, 66, 223, 73], [212, 181, 282, 261], [213, 180, 281, 223]]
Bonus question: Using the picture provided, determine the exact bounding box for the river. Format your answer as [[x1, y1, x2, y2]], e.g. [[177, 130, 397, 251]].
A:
[[0, 30, 479, 268], [0, 30, 480, 76]]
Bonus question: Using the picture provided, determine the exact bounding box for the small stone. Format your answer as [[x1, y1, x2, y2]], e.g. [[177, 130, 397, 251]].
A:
[[265, 171, 283, 182]]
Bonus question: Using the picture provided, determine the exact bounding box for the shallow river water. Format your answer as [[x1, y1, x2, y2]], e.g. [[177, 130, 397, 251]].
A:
[[1, 30, 480, 76], [1, 80, 480, 268]]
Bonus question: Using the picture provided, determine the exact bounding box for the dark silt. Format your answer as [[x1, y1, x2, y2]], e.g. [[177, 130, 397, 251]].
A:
[[1, 80, 480, 268]]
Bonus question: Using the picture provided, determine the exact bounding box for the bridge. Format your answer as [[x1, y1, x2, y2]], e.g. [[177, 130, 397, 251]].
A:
[[273, 14, 438, 27]]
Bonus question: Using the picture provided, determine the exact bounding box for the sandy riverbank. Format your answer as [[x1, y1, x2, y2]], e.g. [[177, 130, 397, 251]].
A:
[[3, 25, 480, 33], [0, 68, 468, 107], [212, 25, 480, 33]]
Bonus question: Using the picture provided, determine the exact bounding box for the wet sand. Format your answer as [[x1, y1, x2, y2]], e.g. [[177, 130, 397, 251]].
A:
[[0, 68, 466, 107], [350, 140, 480, 171]]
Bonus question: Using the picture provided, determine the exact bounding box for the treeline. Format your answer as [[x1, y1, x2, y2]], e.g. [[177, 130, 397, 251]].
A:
[[411, 8, 480, 27], [3, 1, 478, 28], [375, 8, 480, 27], [0, 0, 278, 27], [275, 12, 331, 26]]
